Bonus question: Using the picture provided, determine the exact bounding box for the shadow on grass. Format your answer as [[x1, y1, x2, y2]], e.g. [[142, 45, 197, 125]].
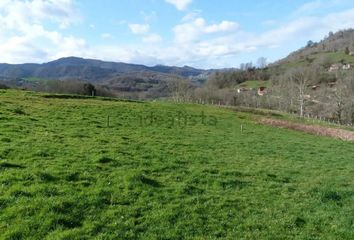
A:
[[229, 106, 284, 118], [129, 174, 163, 188], [36, 172, 57, 182], [219, 179, 249, 190], [98, 156, 114, 164], [13, 108, 26, 115], [322, 191, 342, 202], [42, 94, 145, 103], [0, 162, 25, 169]]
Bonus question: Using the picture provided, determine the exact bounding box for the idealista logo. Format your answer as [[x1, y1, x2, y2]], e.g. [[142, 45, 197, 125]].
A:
[[139, 111, 217, 128]]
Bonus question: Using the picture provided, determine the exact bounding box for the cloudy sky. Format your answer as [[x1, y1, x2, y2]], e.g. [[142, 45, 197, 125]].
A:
[[1, 0, 354, 68]]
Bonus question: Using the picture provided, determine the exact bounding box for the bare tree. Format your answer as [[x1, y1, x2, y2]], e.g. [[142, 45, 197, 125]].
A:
[[314, 55, 332, 69], [328, 73, 354, 124], [168, 77, 191, 102], [257, 57, 267, 69], [286, 68, 312, 117]]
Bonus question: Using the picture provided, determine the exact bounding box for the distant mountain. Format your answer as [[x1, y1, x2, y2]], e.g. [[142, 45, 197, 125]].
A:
[[0, 57, 207, 82]]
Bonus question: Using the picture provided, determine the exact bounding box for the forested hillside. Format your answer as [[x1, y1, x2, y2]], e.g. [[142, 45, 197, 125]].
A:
[[277, 29, 354, 65], [185, 29, 354, 125]]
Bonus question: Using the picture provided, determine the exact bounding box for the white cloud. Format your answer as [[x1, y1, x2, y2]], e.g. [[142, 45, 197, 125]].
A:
[[165, 0, 193, 11], [0, 36, 47, 63], [161, 5, 354, 67], [251, 8, 354, 49], [2, 0, 354, 69], [101, 33, 112, 39], [51, 36, 88, 59], [173, 17, 239, 43], [262, 19, 277, 26], [293, 0, 324, 16], [292, 0, 347, 17], [116, 20, 127, 25], [181, 10, 201, 22], [0, 0, 80, 30], [140, 11, 157, 22], [0, 0, 86, 63], [128, 23, 150, 34], [142, 33, 162, 43], [204, 21, 239, 33]]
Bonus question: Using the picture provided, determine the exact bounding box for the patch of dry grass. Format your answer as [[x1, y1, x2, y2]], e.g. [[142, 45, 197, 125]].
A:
[[260, 118, 354, 141]]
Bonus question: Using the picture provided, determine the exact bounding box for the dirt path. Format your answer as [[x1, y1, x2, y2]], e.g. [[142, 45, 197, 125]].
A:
[[259, 118, 354, 141]]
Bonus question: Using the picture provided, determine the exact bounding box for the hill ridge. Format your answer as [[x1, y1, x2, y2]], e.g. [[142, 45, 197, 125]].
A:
[[0, 56, 207, 81]]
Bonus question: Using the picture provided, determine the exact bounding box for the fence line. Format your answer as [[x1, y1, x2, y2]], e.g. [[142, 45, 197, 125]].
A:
[[169, 98, 354, 128]]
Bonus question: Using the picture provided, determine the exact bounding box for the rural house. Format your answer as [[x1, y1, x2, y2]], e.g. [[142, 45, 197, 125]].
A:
[[237, 87, 249, 93], [328, 81, 337, 88], [329, 63, 351, 72], [329, 64, 341, 72], [342, 63, 351, 70], [257, 87, 267, 96], [312, 85, 320, 90]]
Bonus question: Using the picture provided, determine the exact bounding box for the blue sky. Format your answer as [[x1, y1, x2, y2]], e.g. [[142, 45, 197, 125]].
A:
[[1, 0, 354, 68]]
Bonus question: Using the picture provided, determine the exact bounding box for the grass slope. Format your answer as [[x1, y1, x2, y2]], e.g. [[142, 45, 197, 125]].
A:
[[0, 90, 354, 239], [23, 77, 52, 82], [238, 80, 270, 89], [272, 51, 354, 72], [311, 51, 354, 64]]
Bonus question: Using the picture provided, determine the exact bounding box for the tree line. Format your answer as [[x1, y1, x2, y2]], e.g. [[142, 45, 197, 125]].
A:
[[169, 64, 354, 125]]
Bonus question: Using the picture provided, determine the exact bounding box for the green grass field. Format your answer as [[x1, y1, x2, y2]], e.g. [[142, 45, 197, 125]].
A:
[[238, 80, 270, 89], [0, 90, 354, 239], [310, 51, 354, 64], [23, 77, 52, 82], [274, 51, 354, 72]]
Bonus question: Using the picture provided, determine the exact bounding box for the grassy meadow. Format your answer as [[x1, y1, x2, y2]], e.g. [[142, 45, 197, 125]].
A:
[[273, 51, 354, 72], [237, 80, 270, 89], [0, 90, 354, 239]]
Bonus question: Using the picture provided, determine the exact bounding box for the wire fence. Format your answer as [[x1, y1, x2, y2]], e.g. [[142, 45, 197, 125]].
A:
[[168, 98, 354, 129]]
